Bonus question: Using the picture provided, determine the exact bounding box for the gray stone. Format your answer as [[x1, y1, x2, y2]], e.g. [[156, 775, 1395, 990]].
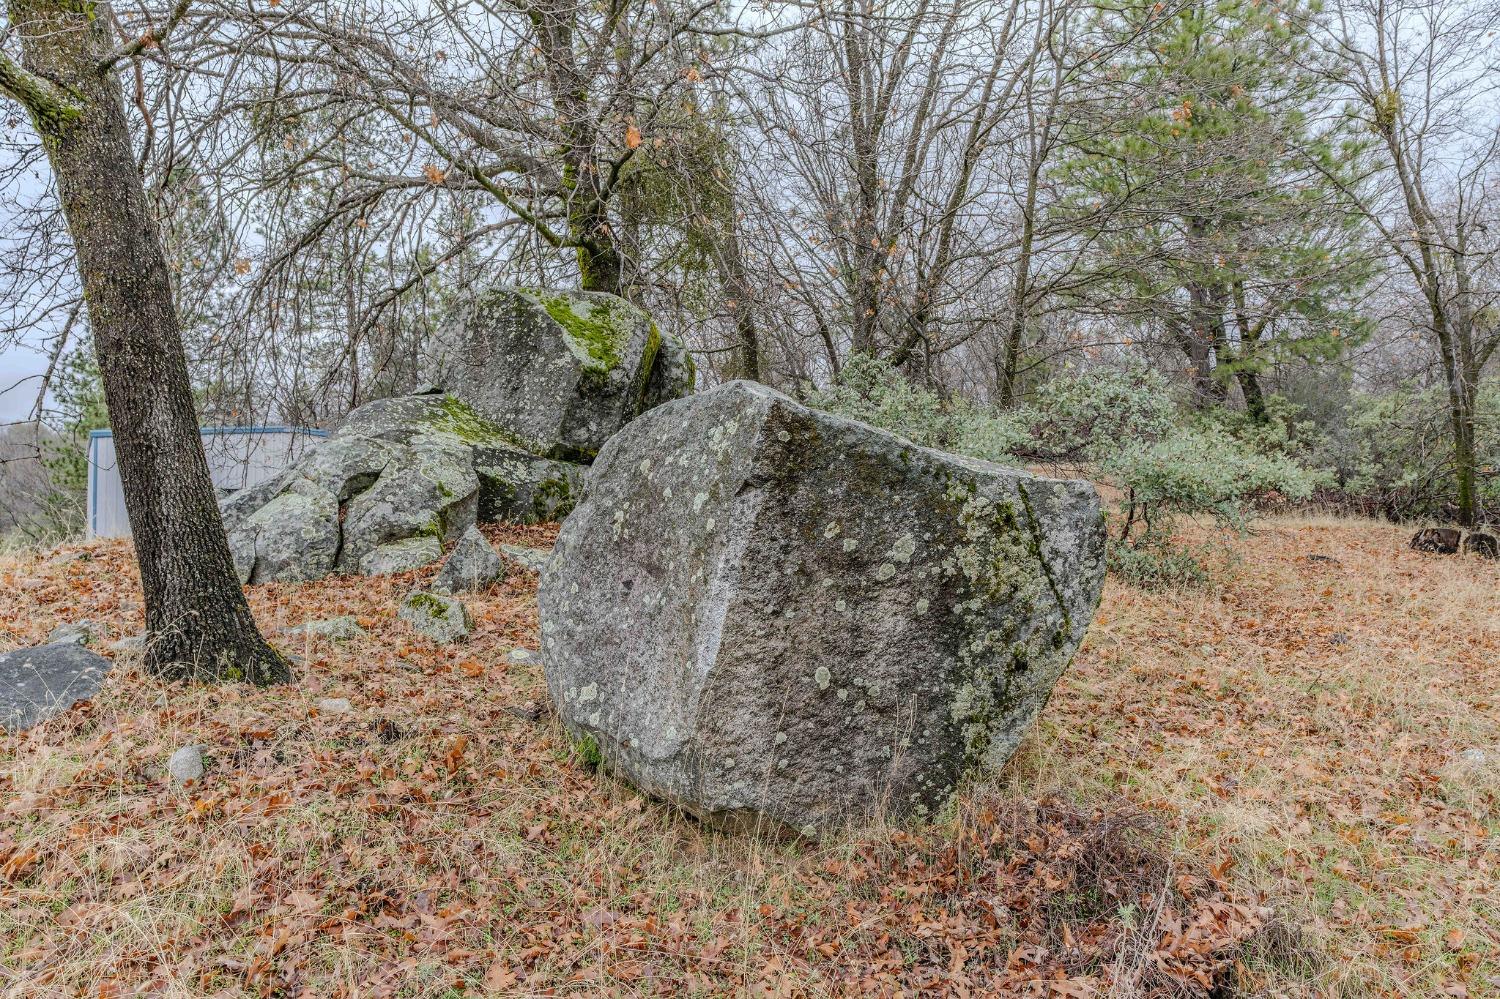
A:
[[46, 620, 96, 646], [499, 544, 551, 574], [641, 331, 697, 412], [474, 449, 586, 524], [434, 287, 693, 460], [285, 616, 367, 641], [432, 525, 506, 594], [540, 381, 1106, 835], [0, 643, 113, 733], [398, 591, 474, 644], [107, 635, 147, 657], [225, 475, 340, 584], [508, 648, 537, 665], [359, 536, 444, 576], [317, 697, 353, 714], [167, 745, 205, 787], [221, 390, 589, 584]]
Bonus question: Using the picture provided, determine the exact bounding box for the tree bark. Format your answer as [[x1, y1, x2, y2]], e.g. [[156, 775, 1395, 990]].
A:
[[1229, 280, 1269, 425], [713, 217, 763, 381], [8, 1, 288, 684], [528, 0, 628, 297]]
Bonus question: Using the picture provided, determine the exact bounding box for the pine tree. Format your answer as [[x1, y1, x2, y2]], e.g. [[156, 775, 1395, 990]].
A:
[[1057, 0, 1372, 418]]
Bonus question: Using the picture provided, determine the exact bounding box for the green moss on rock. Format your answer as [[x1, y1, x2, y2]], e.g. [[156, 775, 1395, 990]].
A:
[[522, 290, 639, 377], [424, 395, 528, 449]]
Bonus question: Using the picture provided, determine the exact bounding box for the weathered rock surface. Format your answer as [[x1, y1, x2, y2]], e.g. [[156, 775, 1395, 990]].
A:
[[108, 635, 147, 657], [47, 620, 97, 646], [285, 616, 368, 641], [1, 643, 112, 733], [540, 382, 1106, 834], [435, 287, 694, 460], [359, 536, 444, 576], [432, 526, 506, 594], [398, 591, 474, 644], [168, 745, 205, 788], [221, 392, 581, 584], [475, 452, 585, 524], [499, 543, 552, 574]]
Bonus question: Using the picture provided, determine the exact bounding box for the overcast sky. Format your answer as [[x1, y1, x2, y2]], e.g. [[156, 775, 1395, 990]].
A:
[[0, 352, 48, 424]]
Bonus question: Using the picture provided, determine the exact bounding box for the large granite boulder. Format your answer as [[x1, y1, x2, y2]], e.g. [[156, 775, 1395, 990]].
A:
[[221, 392, 582, 584], [436, 287, 694, 460], [540, 382, 1106, 835], [1, 643, 113, 733]]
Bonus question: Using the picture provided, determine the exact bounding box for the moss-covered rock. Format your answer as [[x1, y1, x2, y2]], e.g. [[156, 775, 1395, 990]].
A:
[[539, 382, 1106, 835], [398, 589, 474, 644], [433, 286, 694, 461], [221, 391, 584, 584]]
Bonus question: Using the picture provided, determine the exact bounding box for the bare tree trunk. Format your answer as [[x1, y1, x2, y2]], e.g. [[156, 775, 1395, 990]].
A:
[[6, 0, 288, 684], [528, 0, 628, 297], [1229, 280, 1268, 424], [715, 219, 763, 381], [998, 198, 1038, 408]]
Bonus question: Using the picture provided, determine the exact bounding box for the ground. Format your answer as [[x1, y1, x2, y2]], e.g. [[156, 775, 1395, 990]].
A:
[[0, 516, 1495, 998]]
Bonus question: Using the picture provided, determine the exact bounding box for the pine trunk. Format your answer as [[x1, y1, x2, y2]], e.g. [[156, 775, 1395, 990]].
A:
[[15, 1, 287, 684]]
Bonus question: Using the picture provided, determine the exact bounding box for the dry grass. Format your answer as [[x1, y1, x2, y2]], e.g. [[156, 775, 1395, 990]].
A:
[[1013, 514, 1500, 997], [0, 515, 1494, 997]]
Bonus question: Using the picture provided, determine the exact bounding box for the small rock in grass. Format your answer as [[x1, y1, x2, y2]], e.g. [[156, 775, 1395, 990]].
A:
[[168, 745, 205, 788], [108, 634, 147, 657], [432, 525, 506, 594], [508, 648, 537, 665], [498, 544, 550, 573], [398, 590, 474, 644], [360, 536, 444, 576], [317, 697, 353, 715], [285, 616, 367, 641], [47, 620, 97, 646], [1459, 748, 1490, 766]]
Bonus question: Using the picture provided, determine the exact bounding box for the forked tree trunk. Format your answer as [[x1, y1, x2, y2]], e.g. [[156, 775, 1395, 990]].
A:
[[9, 1, 287, 684]]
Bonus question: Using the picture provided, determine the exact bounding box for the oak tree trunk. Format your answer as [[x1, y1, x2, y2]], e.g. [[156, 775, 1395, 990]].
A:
[[11, 1, 287, 684]]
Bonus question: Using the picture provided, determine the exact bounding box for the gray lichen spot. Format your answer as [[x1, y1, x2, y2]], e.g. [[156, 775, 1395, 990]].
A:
[[888, 532, 917, 564], [814, 666, 832, 690]]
